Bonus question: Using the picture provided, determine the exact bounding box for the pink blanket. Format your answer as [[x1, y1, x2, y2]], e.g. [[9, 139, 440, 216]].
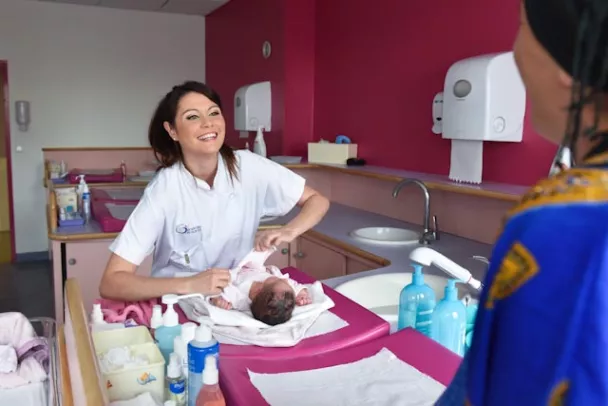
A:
[[95, 298, 190, 327]]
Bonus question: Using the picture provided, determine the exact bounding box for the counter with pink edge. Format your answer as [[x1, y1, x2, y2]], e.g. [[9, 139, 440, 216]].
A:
[[219, 327, 461, 406], [216, 266, 390, 360]]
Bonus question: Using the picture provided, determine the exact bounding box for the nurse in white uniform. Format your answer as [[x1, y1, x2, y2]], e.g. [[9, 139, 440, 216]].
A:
[[99, 81, 330, 301]]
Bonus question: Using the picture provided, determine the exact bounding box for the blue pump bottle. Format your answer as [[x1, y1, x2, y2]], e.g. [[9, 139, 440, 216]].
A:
[[431, 279, 467, 356], [398, 264, 436, 336], [155, 295, 182, 364]]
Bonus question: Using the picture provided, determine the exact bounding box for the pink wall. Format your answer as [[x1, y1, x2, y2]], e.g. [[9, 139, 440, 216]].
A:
[[206, 0, 558, 186]]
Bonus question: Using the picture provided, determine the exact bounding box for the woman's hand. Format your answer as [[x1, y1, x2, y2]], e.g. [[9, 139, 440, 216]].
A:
[[254, 227, 298, 251], [186, 268, 231, 295]]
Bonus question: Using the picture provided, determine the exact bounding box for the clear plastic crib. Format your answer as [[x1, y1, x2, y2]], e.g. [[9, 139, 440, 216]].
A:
[[0, 317, 63, 406]]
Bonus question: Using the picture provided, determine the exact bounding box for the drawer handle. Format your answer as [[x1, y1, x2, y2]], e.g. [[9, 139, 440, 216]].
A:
[[293, 252, 306, 259], [68, 258, 76, 265], [281, 248, 289, 255]]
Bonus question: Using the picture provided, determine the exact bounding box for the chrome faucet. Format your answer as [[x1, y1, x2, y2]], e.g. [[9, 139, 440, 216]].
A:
[[392, 178, 439, 245]]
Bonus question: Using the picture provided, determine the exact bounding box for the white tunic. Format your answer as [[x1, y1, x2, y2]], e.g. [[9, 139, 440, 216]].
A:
[[109, 150, 306, 277]]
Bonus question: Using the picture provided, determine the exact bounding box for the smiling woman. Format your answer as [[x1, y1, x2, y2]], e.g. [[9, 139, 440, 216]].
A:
[[99, 81, 330, 302]]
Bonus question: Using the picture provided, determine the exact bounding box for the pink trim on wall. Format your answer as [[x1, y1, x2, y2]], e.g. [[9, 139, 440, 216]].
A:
[[1, 61, 16, 262]]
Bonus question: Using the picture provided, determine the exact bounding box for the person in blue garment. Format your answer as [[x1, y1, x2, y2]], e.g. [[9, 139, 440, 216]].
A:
[[437, 0, 608, 404]]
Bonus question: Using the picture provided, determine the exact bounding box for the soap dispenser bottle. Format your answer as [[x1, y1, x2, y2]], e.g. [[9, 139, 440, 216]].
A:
[[155, 294, 183, 364], [431, 279, 467, 356], [77, 175, 91, 222], [397, 264, 436, 336], [253, 126, 267, 158]]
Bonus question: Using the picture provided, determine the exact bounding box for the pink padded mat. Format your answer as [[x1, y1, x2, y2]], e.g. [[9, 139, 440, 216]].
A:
[[219, 327, 461, 406], [90, 187, 144, 202], [219, 267, 389, 360], [91, 200, 136, 232], [67, 167, 123, 184]]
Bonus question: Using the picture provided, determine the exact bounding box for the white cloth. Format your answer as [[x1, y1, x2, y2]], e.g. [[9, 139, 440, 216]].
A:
[[248, 347, 445, 406], [0, 345, 17, 373], [179, 282, 341, 347], [109, 150, 306, 277]]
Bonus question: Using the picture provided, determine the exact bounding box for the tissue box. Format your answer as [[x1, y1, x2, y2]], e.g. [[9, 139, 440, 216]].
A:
[[308, 143, 358, 165]]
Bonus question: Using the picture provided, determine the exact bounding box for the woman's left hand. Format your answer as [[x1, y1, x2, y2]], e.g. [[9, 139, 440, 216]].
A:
[[254, 227, 298, 251]]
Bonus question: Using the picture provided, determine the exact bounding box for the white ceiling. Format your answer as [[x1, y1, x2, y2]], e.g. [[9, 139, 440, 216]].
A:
[[30, 0, 230, 16]]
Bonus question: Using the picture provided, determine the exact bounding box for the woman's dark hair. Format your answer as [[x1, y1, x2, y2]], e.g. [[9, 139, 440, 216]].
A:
[[525, 0, 608, 161], [148, 81, 238, 181], [250, 287, 296, 326]]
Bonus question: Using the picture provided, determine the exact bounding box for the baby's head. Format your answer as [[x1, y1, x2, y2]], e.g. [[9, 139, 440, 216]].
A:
[[250, 278, 295, 326]]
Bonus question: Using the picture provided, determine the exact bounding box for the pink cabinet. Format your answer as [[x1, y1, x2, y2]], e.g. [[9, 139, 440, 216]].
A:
[[52, 239, 152, 323]]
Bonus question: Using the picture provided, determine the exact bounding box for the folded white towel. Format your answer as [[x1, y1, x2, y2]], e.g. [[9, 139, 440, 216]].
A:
[[179, 281, 337, 347]]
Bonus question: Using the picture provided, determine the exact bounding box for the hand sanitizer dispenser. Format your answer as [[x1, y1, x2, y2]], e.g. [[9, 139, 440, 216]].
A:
[[234, 81, 272, 131]]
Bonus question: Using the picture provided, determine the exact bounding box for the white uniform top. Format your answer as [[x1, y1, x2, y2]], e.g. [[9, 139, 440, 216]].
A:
[[109, 150, 306, 277], [221, 265, 305, 312]]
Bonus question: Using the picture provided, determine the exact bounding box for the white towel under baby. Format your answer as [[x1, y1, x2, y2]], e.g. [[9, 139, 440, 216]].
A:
[[248, 347, 445, 406], [178, 281, 349, 347]]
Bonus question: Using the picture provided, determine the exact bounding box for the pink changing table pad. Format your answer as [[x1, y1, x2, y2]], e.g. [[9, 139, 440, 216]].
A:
[[67, 167, 123, 184], [90, 187, 145, 203], [91, 200, 136, 233], [218, 267, 389, 360], [219, 327, 461, 406]]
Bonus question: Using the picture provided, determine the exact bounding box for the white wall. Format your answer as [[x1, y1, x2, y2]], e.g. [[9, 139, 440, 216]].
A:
[[0, 0, 206, 254]]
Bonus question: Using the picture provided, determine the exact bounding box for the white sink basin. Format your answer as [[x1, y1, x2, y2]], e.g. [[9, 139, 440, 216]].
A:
[[350, 227, 419, 246], [335, 273, 474, 332]]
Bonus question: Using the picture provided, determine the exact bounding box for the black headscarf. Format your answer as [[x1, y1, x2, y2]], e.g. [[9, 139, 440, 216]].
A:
[[525, 0, 608, 161]]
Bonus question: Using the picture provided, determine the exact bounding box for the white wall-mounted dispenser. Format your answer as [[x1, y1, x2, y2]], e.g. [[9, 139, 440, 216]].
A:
[[15, 100, 30, 132], [437, 51, 526, 184], [234, 81, 272, 132]]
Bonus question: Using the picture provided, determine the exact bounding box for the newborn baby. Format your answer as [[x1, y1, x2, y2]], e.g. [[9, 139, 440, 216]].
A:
[[210, 257, 312, 326]]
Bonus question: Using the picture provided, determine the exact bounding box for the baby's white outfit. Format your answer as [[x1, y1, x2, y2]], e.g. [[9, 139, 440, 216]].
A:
[[220, 248, 306, 311]]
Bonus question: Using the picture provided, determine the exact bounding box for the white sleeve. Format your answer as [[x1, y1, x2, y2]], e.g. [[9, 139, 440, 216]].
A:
[[109, 193, 163, 266], [253, 155, 306, 217], [287, 279, 307, 295], [220, 285, 250, 311]]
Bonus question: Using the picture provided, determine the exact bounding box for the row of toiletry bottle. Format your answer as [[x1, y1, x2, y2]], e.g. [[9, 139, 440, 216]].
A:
[[152, 294, 224, 406], [398, 264, 467, 355]]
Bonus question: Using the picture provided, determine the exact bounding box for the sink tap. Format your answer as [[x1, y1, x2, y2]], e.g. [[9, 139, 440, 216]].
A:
[[392, 178, 439, 245]]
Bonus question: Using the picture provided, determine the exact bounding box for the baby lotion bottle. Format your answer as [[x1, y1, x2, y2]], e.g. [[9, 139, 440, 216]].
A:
[[397, 264, 436, 336], [155, 295, 183, 364], [431, 279, 467, 356], [188, 325, 220, 406], [196, 355, 225, 406], [150, 304, 163, 336]]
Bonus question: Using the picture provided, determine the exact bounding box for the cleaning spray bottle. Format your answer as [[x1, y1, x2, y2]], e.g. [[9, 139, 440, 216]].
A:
[[397, 264, 436, 336], [253, 126, 267, 158], [196, 355, 225, 406], [155, 295, 183, 364], [431, 279, 467, 356]]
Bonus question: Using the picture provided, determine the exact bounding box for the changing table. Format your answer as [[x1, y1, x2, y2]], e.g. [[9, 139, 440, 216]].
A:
[[219, 327, 461, 406], [218, 267, 389, 360]]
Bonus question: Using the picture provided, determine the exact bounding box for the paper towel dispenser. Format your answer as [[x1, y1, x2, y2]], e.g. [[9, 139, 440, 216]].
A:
[[234, 81, 272, 131], [441, 52, 525, 142]]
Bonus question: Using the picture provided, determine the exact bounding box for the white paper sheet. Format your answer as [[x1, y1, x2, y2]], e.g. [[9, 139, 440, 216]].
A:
[[248, 347, 445, 406], [449, 139, 483, 184]]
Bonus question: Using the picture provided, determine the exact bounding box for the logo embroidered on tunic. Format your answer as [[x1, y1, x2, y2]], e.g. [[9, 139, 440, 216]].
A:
[[548, 380, 569, 406], [485, 242, 539, 309], [175, 224, 202, 234]]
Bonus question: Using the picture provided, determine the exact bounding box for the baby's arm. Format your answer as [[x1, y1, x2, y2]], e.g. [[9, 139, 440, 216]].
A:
[[210, 285, 239, 310], [287, 279, 312, 306]]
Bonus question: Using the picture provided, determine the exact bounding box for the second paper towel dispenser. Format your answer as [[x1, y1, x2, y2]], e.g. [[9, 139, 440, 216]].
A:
[[234, 81, 272, 131], [441, 52, 525, 143]]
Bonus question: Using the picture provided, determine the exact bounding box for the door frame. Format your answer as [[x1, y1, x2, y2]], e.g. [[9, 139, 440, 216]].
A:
[[0, 61, 17, 263]]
